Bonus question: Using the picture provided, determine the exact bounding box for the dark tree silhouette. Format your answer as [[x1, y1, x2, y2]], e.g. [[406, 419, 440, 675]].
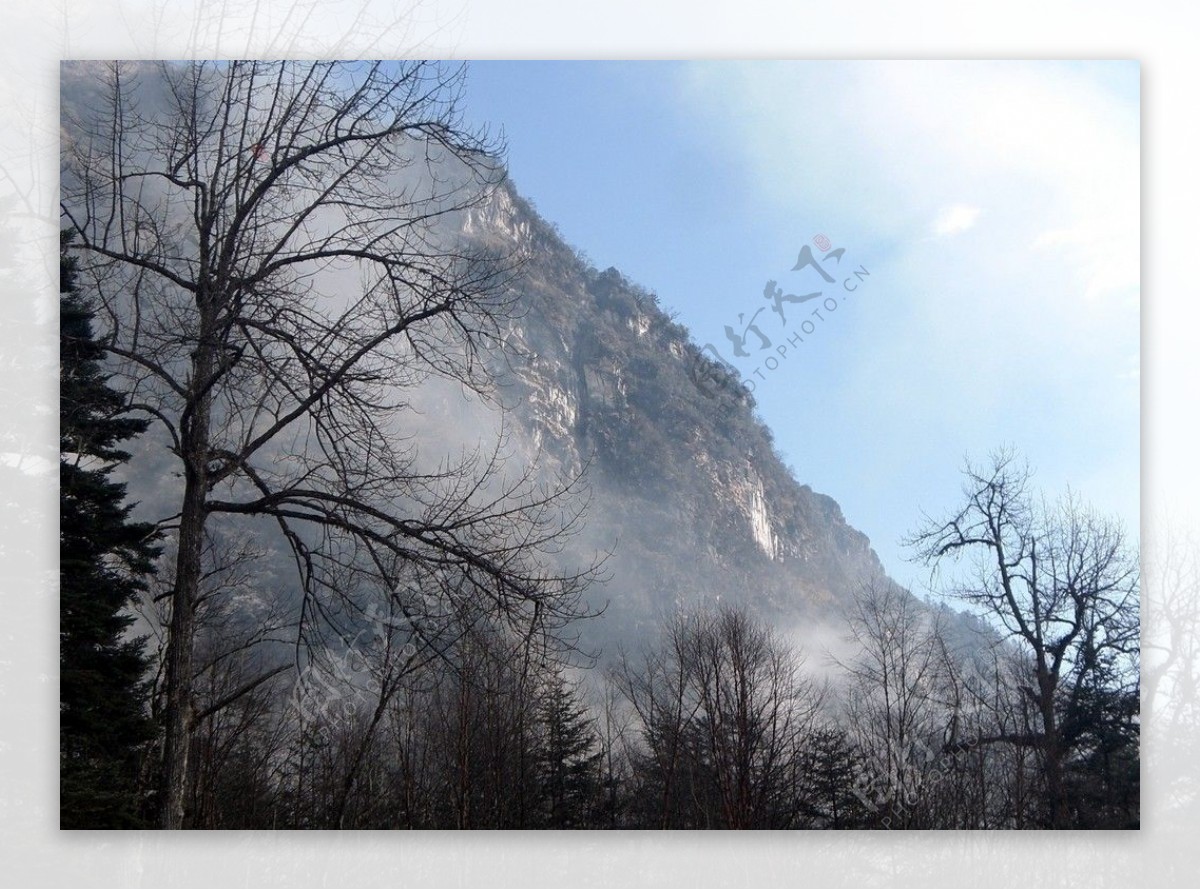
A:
[[60, 228, 160, 828], [908, 450, 1139, 828], [617, 605, 822, 829], [532, 668, 601, 827]]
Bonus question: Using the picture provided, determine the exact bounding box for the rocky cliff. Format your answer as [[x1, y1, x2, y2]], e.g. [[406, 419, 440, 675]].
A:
[[465, 184, 889, 654]]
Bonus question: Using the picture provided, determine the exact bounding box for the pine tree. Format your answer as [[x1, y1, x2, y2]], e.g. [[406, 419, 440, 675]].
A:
[[60, 229, 160, 828], [533, 670, 601, 828], [798, 727, 873, 828]]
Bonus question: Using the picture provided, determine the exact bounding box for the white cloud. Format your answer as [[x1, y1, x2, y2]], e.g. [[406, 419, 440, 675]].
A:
[[677, 60, 1139, 309], [932, 204, 981, 237]]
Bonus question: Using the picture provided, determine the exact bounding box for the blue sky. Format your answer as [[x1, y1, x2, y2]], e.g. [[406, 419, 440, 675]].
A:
[[459, 61, 1140, 590]]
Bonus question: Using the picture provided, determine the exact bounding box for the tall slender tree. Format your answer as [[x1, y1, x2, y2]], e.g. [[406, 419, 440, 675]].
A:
[[60, 228, 160, 828], [533, 669, 601, 828]]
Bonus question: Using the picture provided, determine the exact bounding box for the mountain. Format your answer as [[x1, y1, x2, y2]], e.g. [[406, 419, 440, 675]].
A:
[[462, 183, 890, 655], [58, 61, 900, 663]]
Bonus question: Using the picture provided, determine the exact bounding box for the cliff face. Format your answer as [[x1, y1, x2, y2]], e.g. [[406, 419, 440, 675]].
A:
[[466, 184, 888, 652]]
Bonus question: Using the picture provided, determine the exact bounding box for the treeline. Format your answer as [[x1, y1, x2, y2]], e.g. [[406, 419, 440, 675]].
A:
[[67, 579, 1141, 830], [177, 598, 1140, 829]]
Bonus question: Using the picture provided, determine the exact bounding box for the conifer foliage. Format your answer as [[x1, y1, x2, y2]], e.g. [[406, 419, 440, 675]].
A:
[[59, 229, 159, 828], [533, 670, 602, 827]]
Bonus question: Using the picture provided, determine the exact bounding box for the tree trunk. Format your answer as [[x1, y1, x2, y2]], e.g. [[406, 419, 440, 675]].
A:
[[161, 320, 216, 829], [1037, 671, 1068, 829]]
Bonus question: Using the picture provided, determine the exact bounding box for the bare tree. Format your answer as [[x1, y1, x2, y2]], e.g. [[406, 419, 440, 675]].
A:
[[588, 670, 635, 827], [925, 631, 1042, 828], [61, 60, 598, 828], [691, 606, 821, 828], [835, 577, 953, 827], [907, 450, 1139, 828], [613, 611, 701, 828], [617, 604, 821, 828]]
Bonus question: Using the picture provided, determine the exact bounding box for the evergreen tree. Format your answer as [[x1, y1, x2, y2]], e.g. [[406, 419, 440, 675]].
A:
[[798, 727, 873, 828], [533, 671, 601, 828], [60, 229, 159, 828], [1062, 686, 1140, 828]]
